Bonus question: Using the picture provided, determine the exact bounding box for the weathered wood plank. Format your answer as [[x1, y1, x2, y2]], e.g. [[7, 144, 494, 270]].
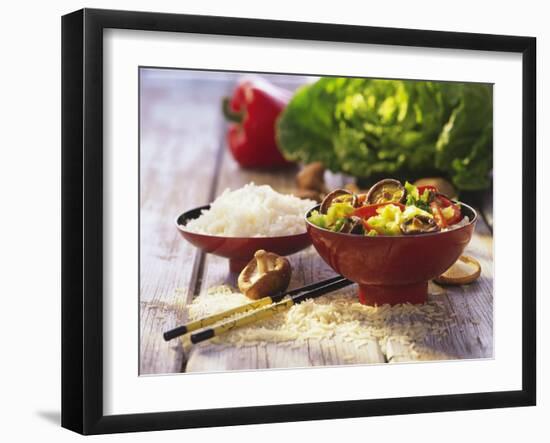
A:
[[387, 214, 494, 362], [186, 344, 261, 373], [139, 71, 232, 374]]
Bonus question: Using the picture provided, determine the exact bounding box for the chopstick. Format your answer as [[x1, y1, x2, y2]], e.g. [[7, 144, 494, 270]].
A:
[[189, 277, 353, 345], [163, 275, 349, 342]]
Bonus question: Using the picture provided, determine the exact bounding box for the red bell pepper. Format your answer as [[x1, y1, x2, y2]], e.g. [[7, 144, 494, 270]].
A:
[[353, 202, 405, 233], [431, 194, 462, 227], [430, 201, 448, 228], [436, 195, 462, 225], [352, 202, 405, 220], [223, 78, 293, 169], [435, 194, 453, 207]]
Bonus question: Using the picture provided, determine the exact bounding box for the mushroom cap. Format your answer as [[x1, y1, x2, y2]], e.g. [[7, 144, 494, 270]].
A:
[[366, 179, 406, 205], [434, 255, 481, 285], [400, 215, 440, 235], [338, 216, 364, 234], [319, 189, 358, 214], [238, 250, 292, 300]]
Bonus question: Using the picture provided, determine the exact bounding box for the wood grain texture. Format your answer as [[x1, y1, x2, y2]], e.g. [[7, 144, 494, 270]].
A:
[[420, 217, 494, 361], [139, 70, 494, 375], [139, 71, 231, 374]]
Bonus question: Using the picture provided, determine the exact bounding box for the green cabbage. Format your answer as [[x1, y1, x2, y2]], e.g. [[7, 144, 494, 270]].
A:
[[366, 204, 403, 236], [276, 78, 493, 191], [307, 201, 354, 230], [325, 202, 354, 224]]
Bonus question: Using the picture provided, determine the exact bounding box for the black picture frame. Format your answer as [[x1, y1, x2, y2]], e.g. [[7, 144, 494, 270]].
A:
[[61, 8, 536, 435]]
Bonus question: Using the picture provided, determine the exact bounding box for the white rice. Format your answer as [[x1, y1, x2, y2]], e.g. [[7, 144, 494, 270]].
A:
[[186, 284, 455, 353], [184, 183, 316, 237]]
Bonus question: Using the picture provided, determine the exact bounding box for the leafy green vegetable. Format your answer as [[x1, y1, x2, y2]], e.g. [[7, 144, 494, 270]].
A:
[[401, 205, 433, 222], [307, 210, 327, 228], [441, 206, 455, 220], [276, 78, 493, 191], [307, 202, 354, 230], [366, 204, 403, 235], [404, 181, 432, 212], [325, 202, 354, 225], [404, 181, 419, 201]]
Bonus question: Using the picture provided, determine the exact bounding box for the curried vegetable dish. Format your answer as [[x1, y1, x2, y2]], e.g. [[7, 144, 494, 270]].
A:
[[307, 178, 468, 236]]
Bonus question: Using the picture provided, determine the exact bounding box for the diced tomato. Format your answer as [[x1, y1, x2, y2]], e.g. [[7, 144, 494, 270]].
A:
[[352, 202, 405, 219]]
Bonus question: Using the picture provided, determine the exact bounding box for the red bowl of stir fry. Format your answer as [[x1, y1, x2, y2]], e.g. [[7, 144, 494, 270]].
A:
[[305, 179, 477, 305]]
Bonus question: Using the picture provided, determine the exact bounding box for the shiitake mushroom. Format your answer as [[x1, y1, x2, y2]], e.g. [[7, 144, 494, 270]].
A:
[[434, 255, 481, 285], [341, 216, 364, 234], [238, 250, 292, 300], [400, 215, 440, 235], [296, 162, 327, 194], [365, 179, 406, 205], [319, 189, 358, 214], [333, 216, 364, 234]]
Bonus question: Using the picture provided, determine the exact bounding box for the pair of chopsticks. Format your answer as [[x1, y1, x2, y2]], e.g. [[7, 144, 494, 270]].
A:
[[163, 275, 352, 345]]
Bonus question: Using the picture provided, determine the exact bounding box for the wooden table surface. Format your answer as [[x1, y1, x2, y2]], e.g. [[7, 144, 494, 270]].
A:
[[139, 70, 493, 375]]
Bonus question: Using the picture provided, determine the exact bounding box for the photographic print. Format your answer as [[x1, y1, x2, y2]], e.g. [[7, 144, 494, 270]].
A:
[[139, 68, 494, 375], [62, 9, 535, 433]]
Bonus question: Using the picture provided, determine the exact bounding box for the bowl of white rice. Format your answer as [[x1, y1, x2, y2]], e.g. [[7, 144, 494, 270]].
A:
[[176, 183, 316, 272]]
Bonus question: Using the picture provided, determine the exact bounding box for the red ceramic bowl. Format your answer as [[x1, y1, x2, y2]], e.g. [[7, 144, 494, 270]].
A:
[[306, 203, 477, 305], [176, 205, 312, 273]]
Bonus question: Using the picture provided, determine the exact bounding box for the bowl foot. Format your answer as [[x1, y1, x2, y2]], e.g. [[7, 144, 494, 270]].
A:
[[358, 282, 428, 306], [229, 258, 250, 274]]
